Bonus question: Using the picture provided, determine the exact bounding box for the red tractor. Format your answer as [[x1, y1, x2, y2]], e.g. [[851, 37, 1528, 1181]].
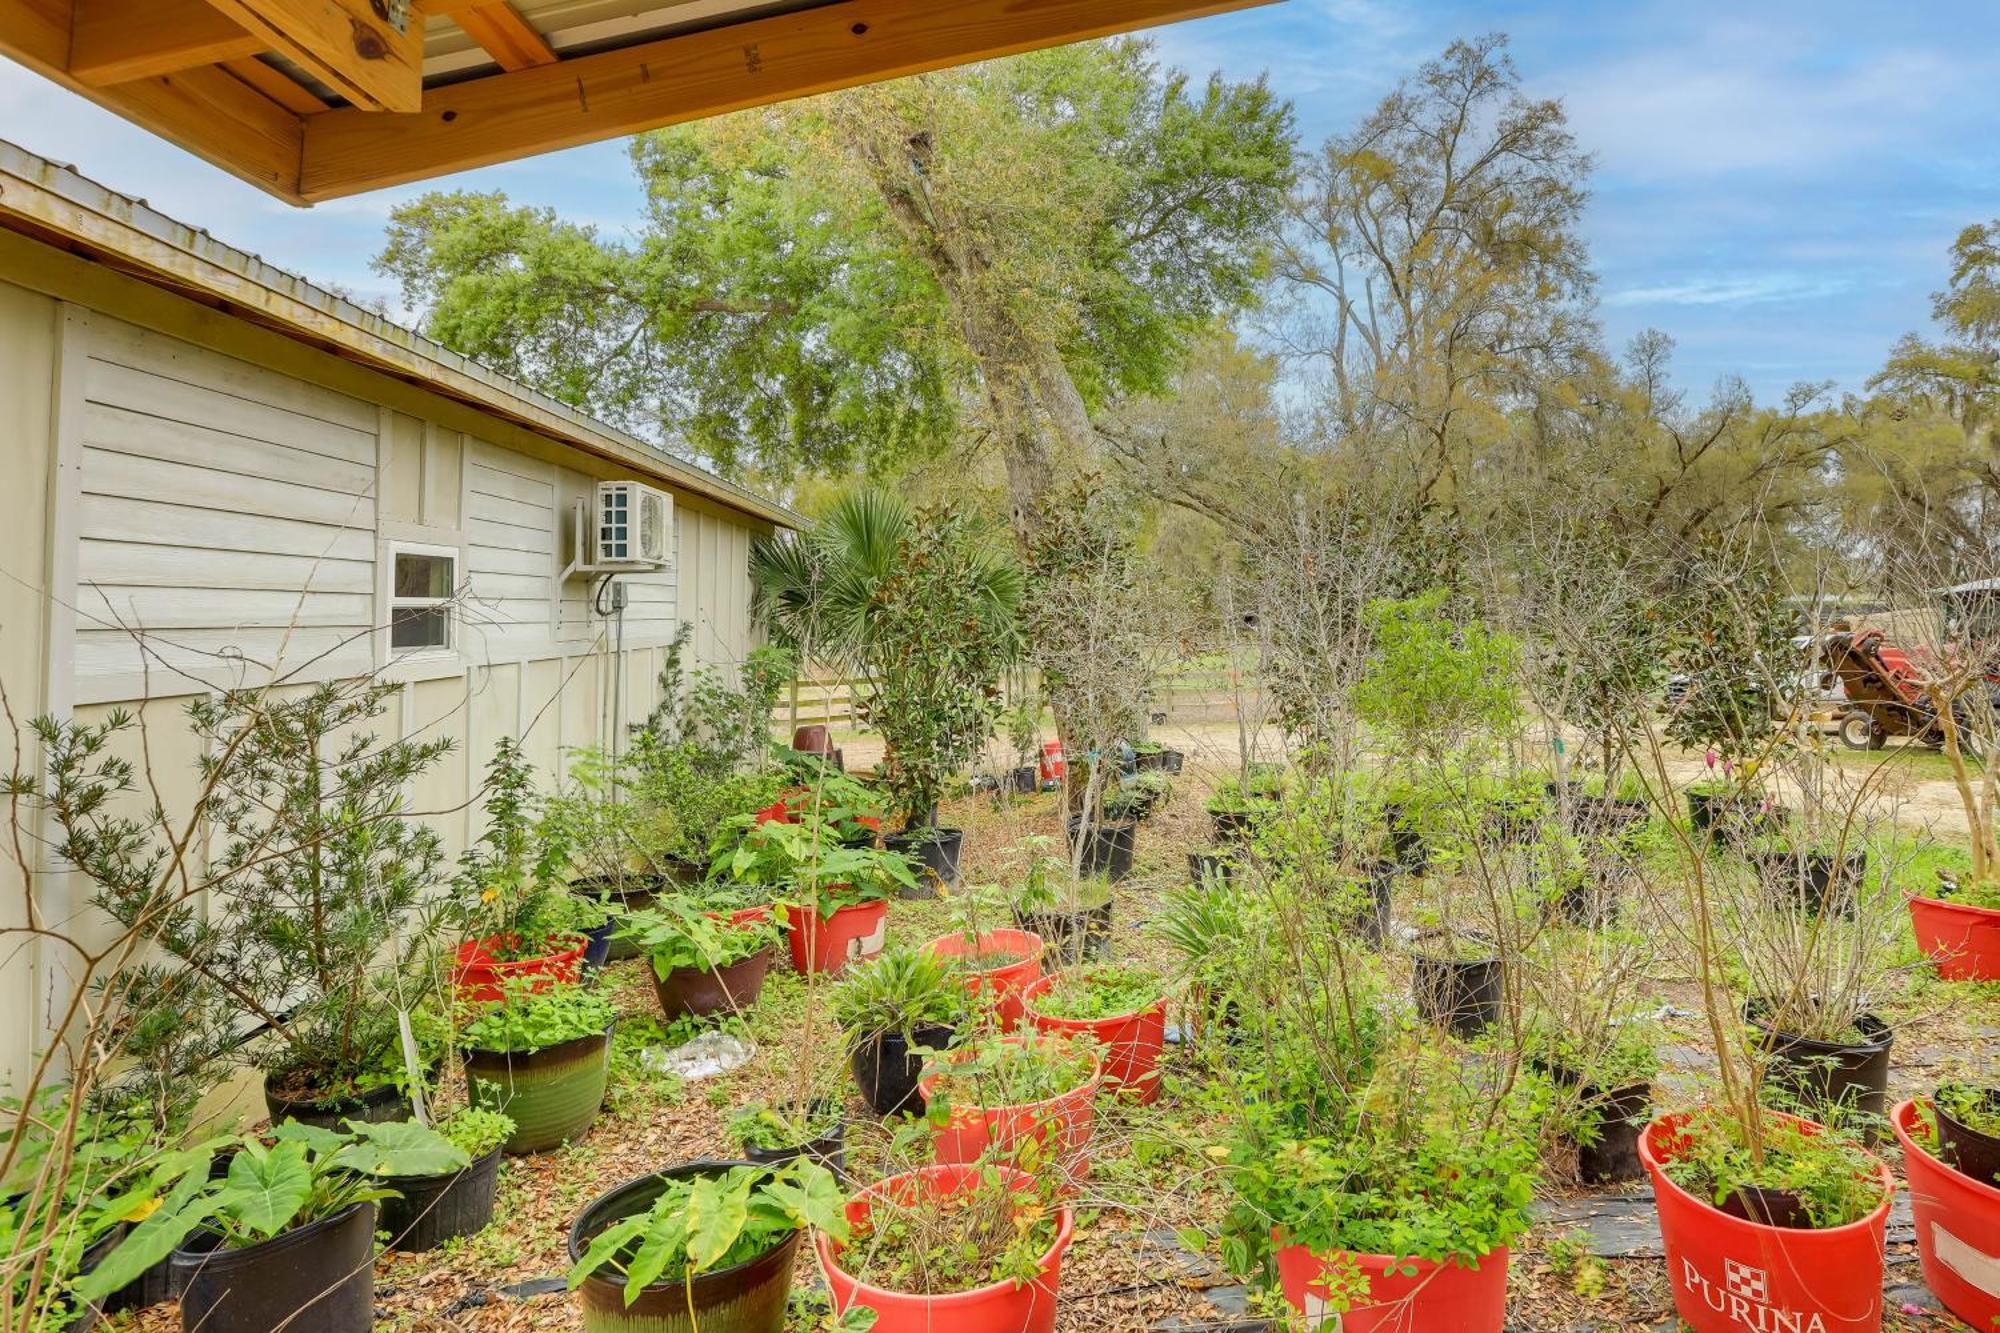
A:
[[1825, 627, 2000, 755]]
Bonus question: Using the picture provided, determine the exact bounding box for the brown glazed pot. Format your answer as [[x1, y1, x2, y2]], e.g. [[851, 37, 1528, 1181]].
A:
[[650, 946, 776, 1021]]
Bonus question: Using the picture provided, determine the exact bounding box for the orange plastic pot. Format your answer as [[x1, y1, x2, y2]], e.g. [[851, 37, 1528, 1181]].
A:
[[919, 1038, 1101, 1178], [1639, 1112, 1893, 1333], [787, 900, 888, 976], [1021, 974, 1167, 1104], [452, 934, 587, 1003], [1892, 1099, 2000, 1329], [1039, 741, 1066, 784], [925, 929, 1044, 1031], [1274, 1236, 1509, 1333], [1909, 894, 2000, 981], [815, 1165, 1073, 1333]]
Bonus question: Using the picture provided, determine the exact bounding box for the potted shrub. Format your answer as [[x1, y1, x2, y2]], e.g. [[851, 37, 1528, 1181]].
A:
[[1205, 775, 1276, 842], [1022, 963, 1169, 1103], [1407, 925, 1505, 1039], [1132, 738, 1185, 774], [619, 901, 779, 1020], [1065, 803, 1139, 881], [75, 1121, 463, 1333], [729, 1100, 848, 1177], [566, 1157, 845, 1333], [1011, 843, 1114, 964], [1002, 696, 1044, 795], [83, 681, 452, 1131], [1239, 1042, 1543, 1333], [925, 926, 1045, 1031], [919, 1030, 1101, 1178], [833, 946, 968, 1116], [459, 982, 617, 1153], [1891, 1093, 2000, 1329], [453, 740, 602, 1001], [719, 816, 915, 975], [1639, 1106, 1893, 1333], [545, 746, 683, 963], [1525, 1015, 1658, 1185], [377, 1107, 514, 1253], [816, 1163, 1074, 1333]]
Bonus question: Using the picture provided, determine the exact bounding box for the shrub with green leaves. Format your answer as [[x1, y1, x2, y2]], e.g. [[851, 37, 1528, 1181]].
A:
[[567, 1160, 846, 1306], [924, 1031, 1097, 1110], [835, 1165, 1059, 1294], [1657, 1106, 1885, 1228], [620, 901, 777, 977], [1351, 590, 1520, 760], [436, 1107, 516, 1160], [460, 983, 617, 1054]]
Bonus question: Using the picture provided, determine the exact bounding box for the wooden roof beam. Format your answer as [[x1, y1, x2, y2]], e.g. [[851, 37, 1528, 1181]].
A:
[[299, 0, 1272, 200], [453, 1, 554, 70], [202, 0, 425, 111], [70, 0, 264, 84]]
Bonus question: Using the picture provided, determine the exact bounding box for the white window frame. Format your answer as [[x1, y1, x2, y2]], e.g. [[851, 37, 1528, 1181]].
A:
[[384, 541, 461, 661]]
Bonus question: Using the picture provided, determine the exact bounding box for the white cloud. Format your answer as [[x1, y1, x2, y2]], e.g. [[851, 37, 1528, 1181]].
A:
[[1605, 273, 1854, 308]]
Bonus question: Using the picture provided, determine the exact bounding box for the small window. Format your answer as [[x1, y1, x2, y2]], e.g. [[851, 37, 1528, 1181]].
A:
[[389, 548, 456, 653]]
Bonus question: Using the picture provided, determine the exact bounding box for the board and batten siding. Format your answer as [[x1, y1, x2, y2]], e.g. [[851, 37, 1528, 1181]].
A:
[[0, 275, 769, 1097]]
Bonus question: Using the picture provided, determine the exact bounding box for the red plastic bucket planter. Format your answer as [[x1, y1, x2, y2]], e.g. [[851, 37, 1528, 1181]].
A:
[[1021, 974, 1167, 1104], [452, 934, 587, 1003], [1638, 1112, 1893, 1333], [1274, 1237, 1509, 1333], [925, 928, 1044, 1031], [1039, 740, 1066, 784], [788, 899, 888, 976], [920, 1037, 1101, 1178], [1909, 894, 2000, 981], [1892, 1099, 2000, 1329], [816, 1164, 1074, 1333]]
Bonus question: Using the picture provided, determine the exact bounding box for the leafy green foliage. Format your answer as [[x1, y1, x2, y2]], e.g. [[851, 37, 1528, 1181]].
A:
[[924, 1032, 1097, 1112], [1032, 964, 1165, 1022], [831, 946, 967, 1039], [834, 1164, 1060, 1295], [620, 900, 777, 976], [1658, 1107, 1886, 1229], [437, 1107, 516, 1159], [566, 1160, 847, 1306], [459, 983, 617, 1054], [727, 1101, 841, 1153], [718, 816, 918, 915], [1352, 591, 1521, 758]]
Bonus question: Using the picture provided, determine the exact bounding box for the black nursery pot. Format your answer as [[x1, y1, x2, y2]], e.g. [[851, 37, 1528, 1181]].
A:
[[1721, 1184, 1815, 1229], [1935, 1085, 2000, 1186], [1210, 807, 1261, 842], [1008, 764, 1040, 795], [1686, 790, 1750, 841], [1409, 933, 1504, 1039], [573, 876, 664, 962], [1578, 1080, 1652, 1184], [1136, 748, 1186, 775], [1750, 850, 1868, 917], [1068, 817, 1137, 882], [172, 1201, 375, 1333], [1188, 850, 1235, 887], [1381, 803, 1428, 873], [1015, 902, 1114, 965], [1565, 797, 1649, 842], [742, 1099, 848, 1179], [263, 1072, 410, 1132], [1745, 1002, 1893, 1128], [1342, 863, 1394, 947], [379, 1146, 502, 1253], [850, 1023, 956, 1116], [884, 827, 963, 897]]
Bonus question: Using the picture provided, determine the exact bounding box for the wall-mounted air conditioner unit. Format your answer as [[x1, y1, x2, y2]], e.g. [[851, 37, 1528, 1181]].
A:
[[592, 480, 673, 571]]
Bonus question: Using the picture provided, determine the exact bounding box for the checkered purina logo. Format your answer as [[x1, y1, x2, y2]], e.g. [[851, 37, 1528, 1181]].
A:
[[1724, 1259, 1769, 1303]]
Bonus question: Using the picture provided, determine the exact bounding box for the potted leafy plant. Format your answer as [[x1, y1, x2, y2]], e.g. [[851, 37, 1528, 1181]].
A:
[[1022, 963, 1169, 1103], [619, 900, 779, 1020], [1131, 738, 1185, 774], [729, 1100, 848, 1177], [1522, 922, 1661, 1184], [75, 1121, 463, 1333], [924, 926, 1045, 1032], [1003, 696, 1043, 795], [545, 747, 681, 962], [1892, 1089, 2000, 1329], [1205, 773, 1277, 842], [1010, 841, 1114, 964], [377, 1107, 514, 1253], [459, 981, 617, 1153], [566, 1158, 845, 1333], [453, 739, 601, 1001], [833, 946, 968, 1116], [919, 1030, 1101, 1178], [816, 1162, 1074, 1333], [1239, 1040, 1543, 1333], [719, 816, 916, 975]]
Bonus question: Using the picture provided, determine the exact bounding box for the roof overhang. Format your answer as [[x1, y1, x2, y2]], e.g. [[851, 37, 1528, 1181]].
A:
[[0, 138, 799, 528], [0, 0, 1277, 205]]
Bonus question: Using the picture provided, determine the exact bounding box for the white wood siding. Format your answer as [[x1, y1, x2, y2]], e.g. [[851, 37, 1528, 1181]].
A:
[[463, 438, 560, 655], [74, 317, 377, 697]]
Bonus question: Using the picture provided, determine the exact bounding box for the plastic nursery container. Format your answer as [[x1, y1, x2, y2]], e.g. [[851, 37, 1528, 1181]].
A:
[[1275, 1237, 1509, 1333], [452, 933, 587, 1003], [1021, 973, 1167, 1104], [1892, 1099, 2000, 1330], [172, 1201, 375, 1333], [926, 928, 1044, 1031], [1908, 893, 2000, 981], [379, 1147, 502, 1253], [788, 900, 888, 976], [1638, 1111, 1894, 1333], [816, 1164, 1074, 1333], [920, 1037, 1102, 1177]]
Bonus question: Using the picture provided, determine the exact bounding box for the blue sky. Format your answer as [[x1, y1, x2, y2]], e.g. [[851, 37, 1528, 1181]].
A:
[[1, 0, 1993, 405]]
